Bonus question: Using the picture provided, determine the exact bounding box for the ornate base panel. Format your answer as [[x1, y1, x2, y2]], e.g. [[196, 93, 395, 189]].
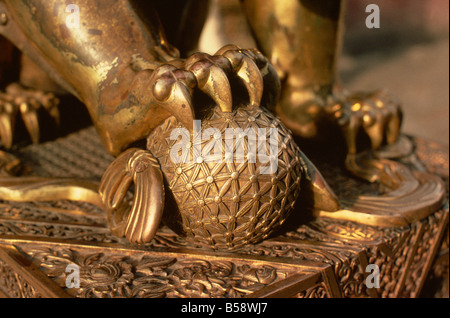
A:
[[0, 127, 448, 298]]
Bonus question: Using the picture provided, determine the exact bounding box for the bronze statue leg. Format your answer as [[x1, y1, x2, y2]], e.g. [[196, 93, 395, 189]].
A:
[[18, 54, 64, 94], [0, 0, 174, 155], [241, 0, 403, 182]]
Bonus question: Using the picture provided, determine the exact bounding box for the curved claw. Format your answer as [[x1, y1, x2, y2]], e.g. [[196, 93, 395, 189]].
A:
[[386, 111, 402, 145], [217, 46, 279, 109], [123, 150, 164, 244], [259, 61, 281, 110], [99, 148, 135, 210], [215, 44, 242, 56], [245, 49, 281, 110], [162, 80, 195, 132], [373, 91, 403, 145], [362, 101, 386, 150], [151, 66, 196, 131], [342, 104, 364, 155], [19, 100, 40, 144], [219, 49, 264, 107], [124, 158, 164, 244], [354, 90, 403, 148], [41, 93, 61, 126], [100, 148, 165, 244], [187, 57, 233, 113], [0, 102, 16, 149]]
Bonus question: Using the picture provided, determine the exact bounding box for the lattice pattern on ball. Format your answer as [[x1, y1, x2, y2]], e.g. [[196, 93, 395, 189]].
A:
[[148, 105, 304, 249]]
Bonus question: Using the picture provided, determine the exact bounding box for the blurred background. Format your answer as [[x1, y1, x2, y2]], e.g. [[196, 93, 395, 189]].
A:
[[199, 0, 449, 147], [342, 0, 449, 147]]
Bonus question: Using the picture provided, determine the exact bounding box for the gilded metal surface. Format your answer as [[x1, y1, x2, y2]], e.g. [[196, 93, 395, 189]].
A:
[[0, 0, 280, 156], [0, 0, 292, 246], [0, 128, 447, 298], [0, 0, 446, 258], [146, 105, 304, 249], [229, 0, 402, 180]]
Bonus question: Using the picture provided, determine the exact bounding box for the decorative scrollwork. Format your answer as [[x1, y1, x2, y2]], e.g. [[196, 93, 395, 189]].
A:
[[0, 259, 41, 298], [20, 245, 285, 298]]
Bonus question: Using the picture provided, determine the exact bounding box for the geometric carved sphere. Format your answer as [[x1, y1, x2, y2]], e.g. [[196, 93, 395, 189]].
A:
[[148, 105, 304, 249]]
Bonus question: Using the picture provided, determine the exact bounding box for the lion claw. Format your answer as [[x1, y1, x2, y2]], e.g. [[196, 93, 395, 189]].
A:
[[0, 83, 59, 148], [327, 89, 403, 155]]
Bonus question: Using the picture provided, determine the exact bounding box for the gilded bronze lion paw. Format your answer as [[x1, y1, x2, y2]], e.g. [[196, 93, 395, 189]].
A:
[[326, 89, 402, 153], [131, 44, 280, 122], [0, 83, 59, 148], [324, 89, 403, 182], [97, 45, 310, 249]]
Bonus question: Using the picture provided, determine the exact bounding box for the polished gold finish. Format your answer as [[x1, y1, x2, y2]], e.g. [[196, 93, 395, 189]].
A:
[[0, 0, 446, 255], [147, 105, 305, 249], [0, 177, 101, 207], [316, 158, 446, 227], [0, 0, 279, 156], [0, 130, 447, 298], [240, 0, 404, 181], [0, 0, 296, 247], [99, 148, 165, 245]]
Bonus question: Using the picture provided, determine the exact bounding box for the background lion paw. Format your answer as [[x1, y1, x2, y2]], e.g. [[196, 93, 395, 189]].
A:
[[0, 83, 59, 148], [325, 89, 403, 154]]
